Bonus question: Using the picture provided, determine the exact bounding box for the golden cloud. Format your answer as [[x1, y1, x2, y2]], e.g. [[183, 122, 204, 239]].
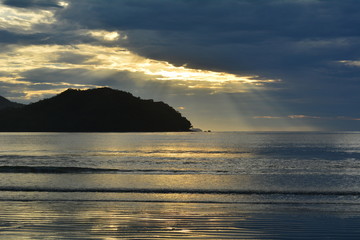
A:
[[0, 43, 279, 99], [0, 5, 56, 33]]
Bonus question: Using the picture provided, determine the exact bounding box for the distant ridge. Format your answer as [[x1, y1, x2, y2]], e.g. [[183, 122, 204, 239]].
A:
[[0, 87, 192, 132], [0, 96, 24, 110]]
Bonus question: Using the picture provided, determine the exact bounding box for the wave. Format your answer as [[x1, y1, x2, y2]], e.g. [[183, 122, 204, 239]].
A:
[[0, 166, 228, 174], [2, 199, 360, 205], [1, 187, 360, 196], [0, 166, 117, 173]]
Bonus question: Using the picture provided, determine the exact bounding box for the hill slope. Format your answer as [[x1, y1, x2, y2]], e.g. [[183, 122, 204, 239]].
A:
[[0, 88, 192, 132], [0, 96, 24, 110]]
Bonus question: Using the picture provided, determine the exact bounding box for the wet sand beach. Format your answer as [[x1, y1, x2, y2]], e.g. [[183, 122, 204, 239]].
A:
[[2, 200, 360, 239]]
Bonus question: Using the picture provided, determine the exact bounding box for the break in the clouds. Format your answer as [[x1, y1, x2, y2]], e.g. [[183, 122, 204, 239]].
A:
[[0, 0, 359, 131]]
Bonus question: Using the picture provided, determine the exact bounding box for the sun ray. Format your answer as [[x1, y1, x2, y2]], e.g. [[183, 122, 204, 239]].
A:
[[0, 44, 279, 94]]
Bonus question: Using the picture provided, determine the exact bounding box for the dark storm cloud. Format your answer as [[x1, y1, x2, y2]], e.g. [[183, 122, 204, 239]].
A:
[[0, 80, 27, 99], [0, 30, 53, 44], [55, 0, 360, 128], [0, 29, 118, 47], [2, 0, 63, 8], [18, 68, 137, 88], [58, 0, 360, 75]]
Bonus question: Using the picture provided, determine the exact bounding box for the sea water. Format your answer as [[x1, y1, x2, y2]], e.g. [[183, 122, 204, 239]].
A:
[[0, 132, 360, 239]]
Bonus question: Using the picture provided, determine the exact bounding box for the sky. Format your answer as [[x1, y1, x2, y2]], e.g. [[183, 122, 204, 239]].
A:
[[0, 0, 359, 131]]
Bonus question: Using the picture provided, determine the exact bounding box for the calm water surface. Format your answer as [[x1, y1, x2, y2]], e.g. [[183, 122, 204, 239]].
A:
[[0, 132, 360, 239]]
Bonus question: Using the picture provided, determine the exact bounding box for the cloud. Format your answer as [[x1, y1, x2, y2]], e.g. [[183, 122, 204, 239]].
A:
[[0, 0, 360, 130], [253, 116, 282, 119], [0, 4, 56, 33], [88, 30, 125, 42], [2, 0, 64, 9], [288, 115, 322, 119], [339, 60, 360, 67], [0, 43, 278, 99], [55, 1, 360, 92], [254, 115, 354, 120]]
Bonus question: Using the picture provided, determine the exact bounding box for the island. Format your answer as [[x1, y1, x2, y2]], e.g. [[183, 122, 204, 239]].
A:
[[0, 87, 192, 132]]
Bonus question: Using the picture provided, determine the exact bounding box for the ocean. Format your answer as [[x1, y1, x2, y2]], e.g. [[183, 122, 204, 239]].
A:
[[1, 132, 360, 239]]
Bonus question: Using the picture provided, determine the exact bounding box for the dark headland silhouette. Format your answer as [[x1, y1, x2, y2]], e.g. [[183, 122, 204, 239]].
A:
[[0, 88, 192, 132]]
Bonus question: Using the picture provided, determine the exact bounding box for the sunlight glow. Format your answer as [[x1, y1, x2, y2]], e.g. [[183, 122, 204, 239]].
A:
[[0, 5, 55, 32], [339, 60, 360, 67], [58, 1, 69, 8], [88, 30, 125, 41], [0, 44, 279, 99], [0, 42, 286, 131], [23, 88, 69, 99]]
